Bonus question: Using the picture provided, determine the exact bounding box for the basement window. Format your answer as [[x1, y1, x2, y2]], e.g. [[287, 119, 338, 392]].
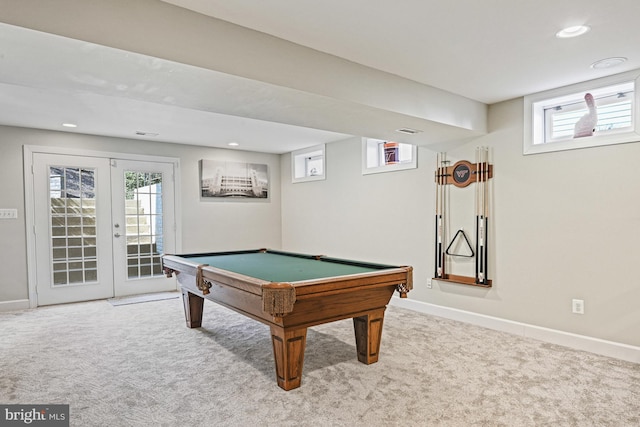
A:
[[524, 70, 640, 155], [362, 138, 417, 174], [291, 144, 325, 183]]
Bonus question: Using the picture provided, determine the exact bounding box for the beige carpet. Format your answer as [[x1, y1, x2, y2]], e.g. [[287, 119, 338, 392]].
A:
[[1, 295, 638, 426]]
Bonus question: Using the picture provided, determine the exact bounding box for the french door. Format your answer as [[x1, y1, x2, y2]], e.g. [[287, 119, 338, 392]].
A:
[[110, 159, 176, 296], [32, 153, 177, 306]]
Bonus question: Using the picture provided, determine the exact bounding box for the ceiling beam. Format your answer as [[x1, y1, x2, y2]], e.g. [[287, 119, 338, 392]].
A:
[[0, 0, 487, 146]]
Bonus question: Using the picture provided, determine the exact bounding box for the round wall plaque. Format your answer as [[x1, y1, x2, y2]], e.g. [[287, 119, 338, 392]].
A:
[[451, 160, 474, 188]]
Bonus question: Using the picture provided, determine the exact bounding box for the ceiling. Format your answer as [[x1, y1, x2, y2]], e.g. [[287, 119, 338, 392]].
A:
[[1, 0, 638, 153]]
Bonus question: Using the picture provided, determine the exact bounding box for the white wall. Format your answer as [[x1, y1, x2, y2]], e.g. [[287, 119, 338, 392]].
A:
[[281, 98, 640, 348], [0, 125, 281, 303]]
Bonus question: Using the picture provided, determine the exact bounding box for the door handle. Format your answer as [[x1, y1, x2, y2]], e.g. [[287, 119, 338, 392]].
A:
[[114, 233, 121, 238]]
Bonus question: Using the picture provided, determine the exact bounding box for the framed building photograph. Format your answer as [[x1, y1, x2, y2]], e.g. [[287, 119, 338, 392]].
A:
[[200, 160, 269, 200]]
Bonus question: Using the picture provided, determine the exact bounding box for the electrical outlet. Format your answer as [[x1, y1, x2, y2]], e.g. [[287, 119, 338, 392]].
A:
[[0, 209, 18, 219], [426, 279, 432, 289], [572, 299, 584, 314]]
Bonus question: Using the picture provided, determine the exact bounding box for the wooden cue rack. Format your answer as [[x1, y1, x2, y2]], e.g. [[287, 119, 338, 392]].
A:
[[434, 149, 493, 287]]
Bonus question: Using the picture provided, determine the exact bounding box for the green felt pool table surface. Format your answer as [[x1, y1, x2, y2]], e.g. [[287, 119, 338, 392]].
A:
[[182, 250, 396, 283]]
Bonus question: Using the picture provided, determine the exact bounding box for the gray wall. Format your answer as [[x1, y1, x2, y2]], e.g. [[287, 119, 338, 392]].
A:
[[0, 125, 282, 302], [281, 98, 640, 348]]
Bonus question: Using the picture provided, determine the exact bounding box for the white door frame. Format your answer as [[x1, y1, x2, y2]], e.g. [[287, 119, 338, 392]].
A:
[[24, 145, 182, 308]]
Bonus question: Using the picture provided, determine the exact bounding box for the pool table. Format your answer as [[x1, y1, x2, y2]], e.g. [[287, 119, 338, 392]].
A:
[[161, 249, 412, 390]]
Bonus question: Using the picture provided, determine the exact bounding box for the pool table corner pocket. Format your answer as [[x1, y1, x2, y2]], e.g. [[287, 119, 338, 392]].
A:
[[262, 282, 296, 316]]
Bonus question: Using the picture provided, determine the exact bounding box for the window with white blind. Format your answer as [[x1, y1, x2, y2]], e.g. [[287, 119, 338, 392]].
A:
[[524, 70, 640, 155]]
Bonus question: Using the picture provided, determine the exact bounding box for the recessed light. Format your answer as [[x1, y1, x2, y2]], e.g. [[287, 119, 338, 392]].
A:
[[590, 57, 627, 69], [555, 25, 590, 38], [62, 123, 77, 128], [228, 142, 239, 147]]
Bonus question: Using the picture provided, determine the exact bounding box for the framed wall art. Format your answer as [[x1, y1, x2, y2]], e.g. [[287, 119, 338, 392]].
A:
[[200, 160, 269, 200]]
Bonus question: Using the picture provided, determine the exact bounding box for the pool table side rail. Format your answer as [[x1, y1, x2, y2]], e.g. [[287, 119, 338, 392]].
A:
[[163, 254, 296, 315], [191, 265, 297, 316], [161, 255, 214, 295], [162, 254, 413, 317], [163, 254, 272, 295], [284, 267, 413, 296], [264, 249, 402, 270], [161, 255, 202, 277]]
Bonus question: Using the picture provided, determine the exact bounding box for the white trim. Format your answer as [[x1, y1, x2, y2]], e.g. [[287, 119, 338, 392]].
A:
[[23, 146, 38, 308], [390, 297, 640, 364], [524, 69, 640, 155], [0, 299, 30, 312], [23, 145, 182, 309], [291, 144, 326, 183], [24, 145, 181, 164]]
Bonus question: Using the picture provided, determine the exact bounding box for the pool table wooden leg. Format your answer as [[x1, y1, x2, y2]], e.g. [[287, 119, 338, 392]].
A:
[[353, 307, 386, 364], [181, 289, 204, 328], [270, 326, 307, 391]]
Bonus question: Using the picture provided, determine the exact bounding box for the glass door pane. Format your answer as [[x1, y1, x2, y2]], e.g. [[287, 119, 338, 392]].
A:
[[49, 167, 99, 285], [124, 171, 164, 279]]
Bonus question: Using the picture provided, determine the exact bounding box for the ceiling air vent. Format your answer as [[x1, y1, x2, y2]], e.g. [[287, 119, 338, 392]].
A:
[[135, 131, 159, 137], [395, 128, 422, 135]]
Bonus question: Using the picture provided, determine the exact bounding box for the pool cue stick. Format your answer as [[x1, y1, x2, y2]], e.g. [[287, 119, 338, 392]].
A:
[[476, 147, 487, 284], [434, 152, 439, 278], [435, 152, 444, 278], [482, 147, 489, 283], [475, 147, 482, 283], [477, 147, 489, 284], [438, 152, 448, 278], [441, 154, 449, 277], [482, 147, 488, 283]]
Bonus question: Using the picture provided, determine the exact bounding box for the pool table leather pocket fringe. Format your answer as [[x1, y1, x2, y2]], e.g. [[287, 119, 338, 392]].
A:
[[262, 282, 296, 316], [195, 265, 213, 295]]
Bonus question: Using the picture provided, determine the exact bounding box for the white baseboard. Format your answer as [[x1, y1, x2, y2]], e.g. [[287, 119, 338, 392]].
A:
[[0, 299, 30, 313], [391, 297, 639, 364]]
